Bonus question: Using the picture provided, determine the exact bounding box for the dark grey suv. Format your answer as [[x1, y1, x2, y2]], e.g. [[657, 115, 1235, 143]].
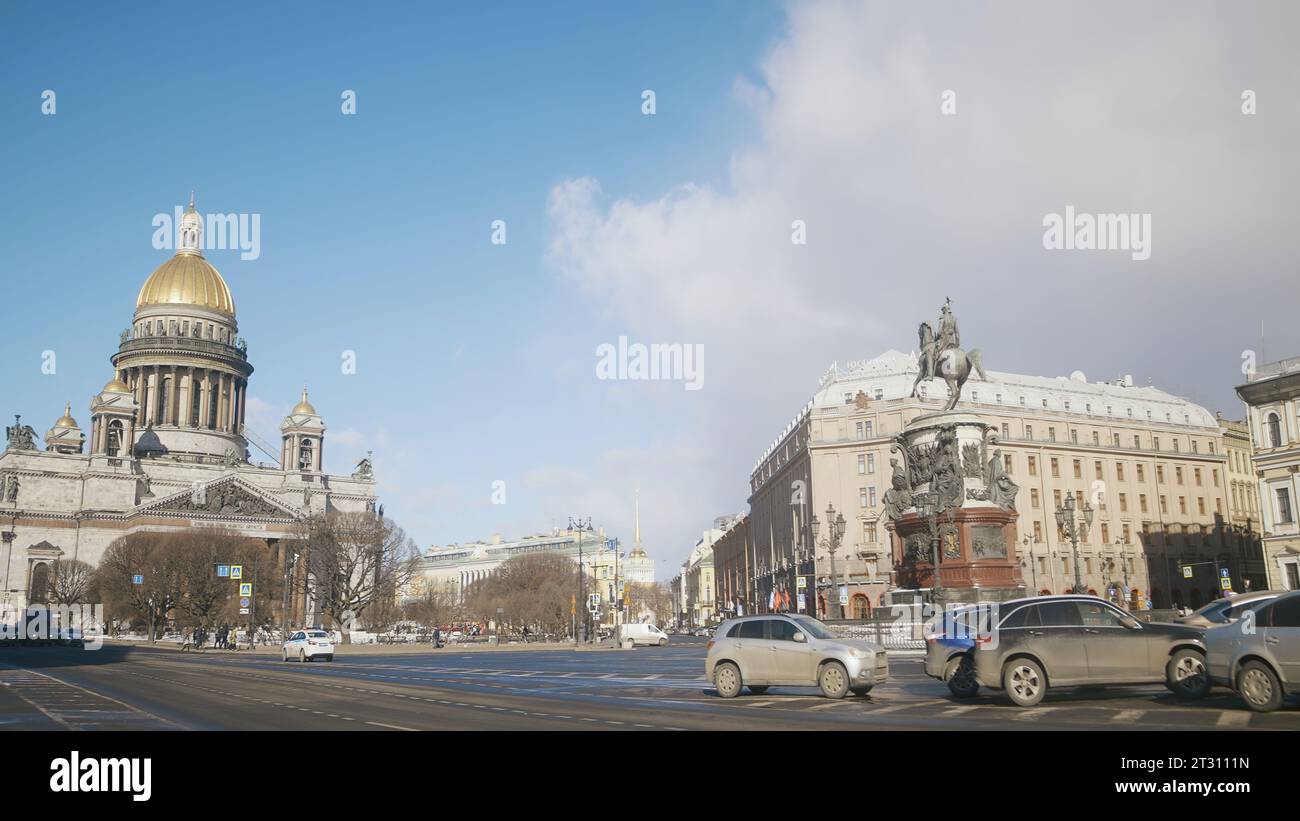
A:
[[971, 595, 1209, 707]]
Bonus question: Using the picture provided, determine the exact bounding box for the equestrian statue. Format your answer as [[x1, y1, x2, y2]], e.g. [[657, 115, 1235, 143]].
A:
[[910, 298, 989, 411]]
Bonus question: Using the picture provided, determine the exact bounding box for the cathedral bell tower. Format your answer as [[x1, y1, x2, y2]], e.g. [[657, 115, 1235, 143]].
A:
[[89, 375, 137, 462], [281, 388, 325, 473]]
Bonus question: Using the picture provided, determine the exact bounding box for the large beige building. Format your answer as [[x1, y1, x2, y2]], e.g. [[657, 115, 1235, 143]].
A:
[[1216, 413, 1269, 590], [0, 199, 378, 619], [1236, 357, 1300, 590], [747, 350, 1235, 616]]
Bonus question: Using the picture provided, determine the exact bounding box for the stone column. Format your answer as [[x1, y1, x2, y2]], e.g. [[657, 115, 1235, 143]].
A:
[[144, 367, 157, 426]]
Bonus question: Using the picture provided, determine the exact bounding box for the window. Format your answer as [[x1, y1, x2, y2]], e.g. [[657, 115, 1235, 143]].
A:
[[1051, 458, 1060, 478], [1033, 521, 1043, 541], [867, 453, 875, 474], [1039, 602, 1080, 626], [770, 619, 800, 641], [860, 488, 868, 508], [1116, 463, 1125, 481], [1079, 603, 1126, 627], [873, 388, 883, 400], [996, 394, 1003, 404], [1064, 401, 1071, 411], [1113, 433, 1121, 447], [1001, 423, 1010, 438], [1026, 425, 1033, 440], [734, 620, 766, 639], [1042, 398, 1048, 408], [1179, 496, 1187, 515], [1028, 456, 1037, 476], [1173, 440, 1180, 453], [1092, 431, 1099, 445], [1031, 488, 1040, 508], [1197, 497, 1205, 515], [1136, 435, 1142, 449], [1194, 468, 1202, 486], [843, 393, 853, 405], [857, 454, 866, 475], [106, 420, 123, 457], [1053, 490, 1063, 508], [1101, 523, 1109, 543], [1212, 469, 1219, 487], [1157, 465, 1165, 483], [1019, 396, 1026, 406], [1140, 494, 1148, 513], [1176, 467, 1184, 485], [1073, 459, 1082, 479], [856, 421, 865, 440], [1049, 427, 1057, 442], [299, 438, 314, 471], [1136, 464, 1145, 482], [1070, 429, 1078, 444], [1268, 413, 1282, 447], [1095, 461, 1104, 480], [1276, 488, 1294, 524], [1122, 523, 1131, 544], [1192, 440, 1198, 453], [1119, 493, 1128, 513], [1004, 454, 1013, 473], [864, 522, 877, 542], [865, 420, 873, 437], [1160, 495, 1168, 514]]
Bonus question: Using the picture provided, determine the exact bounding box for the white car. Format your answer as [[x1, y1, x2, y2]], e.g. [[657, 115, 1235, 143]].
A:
[[622, 623, 670, 647], [282, 630, 334, 662]]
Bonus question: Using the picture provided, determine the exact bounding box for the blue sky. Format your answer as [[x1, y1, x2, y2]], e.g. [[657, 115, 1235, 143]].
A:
[[0, 1, 785, 576], [3, 1, 1297, 577]]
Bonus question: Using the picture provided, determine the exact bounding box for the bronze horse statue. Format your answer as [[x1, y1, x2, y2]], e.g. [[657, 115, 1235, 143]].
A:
[[911, 322, 988, 411]]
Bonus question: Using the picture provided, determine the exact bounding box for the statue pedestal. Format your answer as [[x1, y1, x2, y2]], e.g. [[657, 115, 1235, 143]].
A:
[[886, 411, 1025, 606]]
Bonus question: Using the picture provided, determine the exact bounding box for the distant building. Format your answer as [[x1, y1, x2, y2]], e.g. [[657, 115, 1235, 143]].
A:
[[1236, 357, 1300, 590]]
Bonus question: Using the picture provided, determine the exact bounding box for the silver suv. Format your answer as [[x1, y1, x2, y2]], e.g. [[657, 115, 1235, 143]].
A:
[[706, 614, 888, 699], [971, 595, 1209, 707], [1205, 589, 1300, 712]]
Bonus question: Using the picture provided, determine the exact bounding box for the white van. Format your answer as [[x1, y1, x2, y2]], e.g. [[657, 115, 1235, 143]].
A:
[[622, 623, 669, 647]]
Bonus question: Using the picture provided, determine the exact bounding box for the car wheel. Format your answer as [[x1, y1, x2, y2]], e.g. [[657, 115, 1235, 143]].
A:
[[299, 649, 307, 663], [659, 639, 667, 647], [850, 686, 874, 697], [713, 662, 743, 698], [1003, 658, 1046, 707], [818, 661, 850, 699], [747, 685, 770, 695], [1238, 661, 1283, 713], [945, 655, 980, 699], [324, 654, 333, 663], [1165, 648, 1210, 699]]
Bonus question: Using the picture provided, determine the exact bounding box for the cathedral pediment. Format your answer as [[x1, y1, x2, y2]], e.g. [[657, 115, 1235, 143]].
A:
[[136, 476, 301, 520]]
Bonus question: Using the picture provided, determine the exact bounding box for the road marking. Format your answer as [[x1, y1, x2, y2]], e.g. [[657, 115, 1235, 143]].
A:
[[366, 721, 417, 731], [745, 700, 778, 708], [1216, 711, 1251, 728], [940, 705, 982, 717], [808, 701, 852, 711], [1111, 709, 1146, 723], [1012, 707, 1056, 721]]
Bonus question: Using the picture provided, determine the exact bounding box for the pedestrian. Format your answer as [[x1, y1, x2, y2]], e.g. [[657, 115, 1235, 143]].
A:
[[432, 626, 441, 648]]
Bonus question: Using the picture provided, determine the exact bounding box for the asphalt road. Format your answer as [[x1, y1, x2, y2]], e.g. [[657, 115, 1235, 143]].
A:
[[1, 642, 1296, 731]]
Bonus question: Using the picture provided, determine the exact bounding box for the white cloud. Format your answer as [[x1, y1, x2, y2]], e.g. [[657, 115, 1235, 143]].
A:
[[545, 0, 1300, 568]]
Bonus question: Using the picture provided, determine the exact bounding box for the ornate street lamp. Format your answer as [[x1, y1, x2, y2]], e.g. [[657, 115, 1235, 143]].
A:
[[568, 516, 593, 643], [1054, 493, 1094, 594], [811, 504, 847, 619]]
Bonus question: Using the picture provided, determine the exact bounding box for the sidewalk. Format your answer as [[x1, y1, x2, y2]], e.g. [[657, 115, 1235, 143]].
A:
[[100, 637, 619, 656]]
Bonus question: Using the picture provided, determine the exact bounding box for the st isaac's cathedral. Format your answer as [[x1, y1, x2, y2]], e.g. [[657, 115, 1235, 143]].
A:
[[0, 200, 378, 612]]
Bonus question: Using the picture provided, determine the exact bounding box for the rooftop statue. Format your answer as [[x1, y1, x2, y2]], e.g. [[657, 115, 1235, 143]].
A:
[[910, 298, 990, 411]]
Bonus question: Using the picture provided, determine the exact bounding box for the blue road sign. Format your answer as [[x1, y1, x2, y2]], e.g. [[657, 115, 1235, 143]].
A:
[[217, 564, 230, 577], [132, 574, 143, 585], [1220, 567, 1231, 578], [240, 597, 250, 608]]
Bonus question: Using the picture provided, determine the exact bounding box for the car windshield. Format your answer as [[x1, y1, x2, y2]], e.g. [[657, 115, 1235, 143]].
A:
[[789, 615, 835, 640], [308, 631, 331, 639], [1191, 599, 1232, 622]]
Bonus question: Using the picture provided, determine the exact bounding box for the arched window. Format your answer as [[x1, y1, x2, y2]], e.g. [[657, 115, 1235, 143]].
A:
[[850, 594, 870, 620], [299, 438, 314, 471], [28, 562, 50, 605], [106, 420, 124, 457], [1268, 413, 1283, 448]]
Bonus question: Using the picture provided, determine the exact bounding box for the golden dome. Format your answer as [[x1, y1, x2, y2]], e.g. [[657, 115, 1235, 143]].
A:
[[54, 403, 79, 429], [292, 387, 317, 415], [136, 253, 236, 318], [102, 375, 130, 393]]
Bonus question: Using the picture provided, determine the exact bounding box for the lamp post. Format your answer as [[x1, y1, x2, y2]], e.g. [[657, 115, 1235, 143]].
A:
[[568, 516, 592, 643], [811, 504, 847, 619], [281, 551, 299, 643], [1054, 492, 1094, 594], [1022, 535, 1037, 593]]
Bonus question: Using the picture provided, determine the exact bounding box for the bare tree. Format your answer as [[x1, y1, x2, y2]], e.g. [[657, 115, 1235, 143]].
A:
[[405, 587, 456, 629], [96, 533, 186, 641], [627, 581, 673, 626], [295, 511, 419, 643], [467, 553, 579, 637], [47, 559, 95, 605]]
